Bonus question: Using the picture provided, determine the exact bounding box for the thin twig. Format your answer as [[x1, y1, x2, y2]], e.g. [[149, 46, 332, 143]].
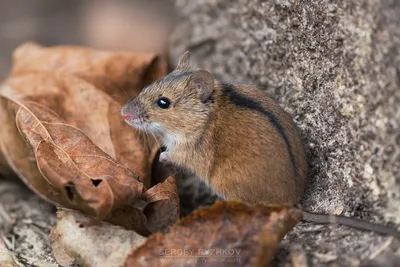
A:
[[368, 237, 393, 260], [0, 203, 15, 235]]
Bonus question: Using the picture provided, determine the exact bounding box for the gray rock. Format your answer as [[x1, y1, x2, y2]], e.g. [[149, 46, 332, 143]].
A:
[[170, 0, 400, 265]]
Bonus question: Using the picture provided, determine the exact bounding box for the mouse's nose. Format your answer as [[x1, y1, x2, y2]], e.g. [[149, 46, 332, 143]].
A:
[[121, 113, 131, 120], [121, 108, 133, 121]]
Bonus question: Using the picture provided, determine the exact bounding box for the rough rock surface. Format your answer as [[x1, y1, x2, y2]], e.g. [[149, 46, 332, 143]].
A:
[[0, 179, 60, 266], [170, 0, 400, 265]]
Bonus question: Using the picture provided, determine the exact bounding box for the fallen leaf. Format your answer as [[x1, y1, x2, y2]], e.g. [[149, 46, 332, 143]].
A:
[[0, 43, 171, 226], [0, 77, 143, 219], [50, 208, 147, 267], [3, 43, 167, 186], [141, 159, 179, 233], [0, 150, 14, 178], [124, 201, 303, 267], [10, 42, 167, 101], [142, 175, 180, 234], [105, 165, 180, 236]]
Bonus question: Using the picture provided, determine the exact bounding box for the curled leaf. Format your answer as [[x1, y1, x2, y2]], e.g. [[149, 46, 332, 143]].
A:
[[1, 78, 143, 219], [142, 176, 180, 234], [105, 173, 180, 237], [50, 208, 147, 267], [124, 201, 303, 267]]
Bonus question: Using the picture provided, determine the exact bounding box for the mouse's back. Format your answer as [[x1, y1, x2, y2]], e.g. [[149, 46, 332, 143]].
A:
[[208, 82, 308, 205]]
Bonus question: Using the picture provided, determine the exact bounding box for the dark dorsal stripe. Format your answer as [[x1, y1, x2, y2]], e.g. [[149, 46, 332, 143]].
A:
[[222, 83, 297, 176]]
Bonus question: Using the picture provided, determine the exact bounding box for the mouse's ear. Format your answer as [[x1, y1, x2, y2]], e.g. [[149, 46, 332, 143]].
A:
[[189, 70, 215, 103], [175, 51, 191, 72]]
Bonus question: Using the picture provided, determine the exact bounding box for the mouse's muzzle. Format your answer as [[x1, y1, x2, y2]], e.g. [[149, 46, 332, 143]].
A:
[[121, 99, 148, 127], [120, 103, 135, 121]]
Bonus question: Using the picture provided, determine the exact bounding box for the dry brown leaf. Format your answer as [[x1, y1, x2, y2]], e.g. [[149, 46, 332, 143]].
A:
[[50, 208, 147, 267], [0, 150, 13, 178], [10, 42, 166, 101], [124, 201, 303, 267], [0, 43, 175, 228], [142, 175, 180, 234], [0, 70, 144, 220], [105, 173, 180, 237], [140, 159, 179, 233], [4, 43, 167, 184]]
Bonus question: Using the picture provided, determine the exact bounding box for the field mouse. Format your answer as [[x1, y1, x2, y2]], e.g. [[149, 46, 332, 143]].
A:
[[121, 51, 400, 238]]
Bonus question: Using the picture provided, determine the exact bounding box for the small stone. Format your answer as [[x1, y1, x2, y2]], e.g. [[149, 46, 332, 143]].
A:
[[334, 206, 344, 215]]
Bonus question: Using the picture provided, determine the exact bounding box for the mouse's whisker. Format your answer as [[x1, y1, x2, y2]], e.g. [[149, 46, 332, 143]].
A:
[[142, 128, 149, 144], [110, 93, 128, 105], [148, 128, 161, 150], [121, 87, 130, 98], [134, 126, 142, 140], [144, 131, 152, 147], [109, 108, 123, 116], [142, 128, 155, 150]]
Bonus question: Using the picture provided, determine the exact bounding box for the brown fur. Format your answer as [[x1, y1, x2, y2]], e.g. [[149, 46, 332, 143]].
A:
[[121, 52, 308, 205]]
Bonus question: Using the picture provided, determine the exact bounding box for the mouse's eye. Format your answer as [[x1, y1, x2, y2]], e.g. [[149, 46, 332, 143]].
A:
[[156, 97, 171, 109]]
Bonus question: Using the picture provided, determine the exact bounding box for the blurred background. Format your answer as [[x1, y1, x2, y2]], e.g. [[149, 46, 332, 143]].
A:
[[0, 0, 176, 76]]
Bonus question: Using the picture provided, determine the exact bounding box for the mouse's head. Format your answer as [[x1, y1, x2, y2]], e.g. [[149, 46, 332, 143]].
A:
[[121, 51, 215, 147]]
